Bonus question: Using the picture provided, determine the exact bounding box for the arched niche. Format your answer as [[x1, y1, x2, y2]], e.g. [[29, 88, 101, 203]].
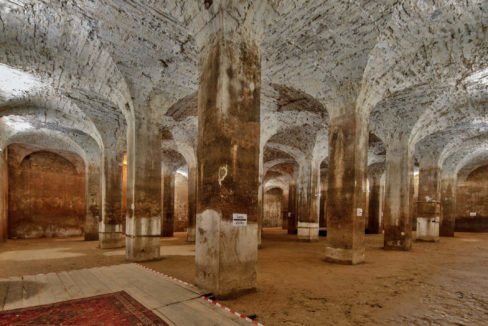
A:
[[7, 144, 85, 239]]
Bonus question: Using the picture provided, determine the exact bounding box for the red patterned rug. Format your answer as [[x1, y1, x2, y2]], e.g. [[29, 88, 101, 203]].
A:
[[0, 291, 168, 325]]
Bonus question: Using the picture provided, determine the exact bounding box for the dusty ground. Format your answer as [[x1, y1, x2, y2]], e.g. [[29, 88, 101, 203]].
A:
[[0, 229, 487, 325]]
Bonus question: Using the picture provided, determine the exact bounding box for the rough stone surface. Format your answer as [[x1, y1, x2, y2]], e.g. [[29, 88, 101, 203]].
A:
[[0, 0, 487, 296]]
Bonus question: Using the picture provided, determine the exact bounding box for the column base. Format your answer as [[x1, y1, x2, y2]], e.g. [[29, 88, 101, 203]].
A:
[[195, 209, 257, 299], [324, 247, 365, 265], [126, 216, 160, 262], [84, 232, 99, 241], [99, 223, 123, 249], [186, 226, 195, 242], [416, 217, 439, 242], [297, 222, 319, 241], [440, 230, 455, 237], [384, 239, 412, 250], [440, 223, 455, 237], [126, 236, 160, 262]]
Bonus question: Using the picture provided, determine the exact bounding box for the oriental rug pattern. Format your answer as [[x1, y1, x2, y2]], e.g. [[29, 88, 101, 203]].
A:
[[0, 291, 168, 325]]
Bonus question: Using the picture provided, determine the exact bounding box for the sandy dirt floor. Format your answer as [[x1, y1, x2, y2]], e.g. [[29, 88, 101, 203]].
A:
[[0, 228, 487, 325]]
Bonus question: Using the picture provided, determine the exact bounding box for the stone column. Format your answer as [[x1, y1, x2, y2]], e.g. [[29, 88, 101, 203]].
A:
[[195, 22, 260, 298], [162, 170, 175, 237], [440, 177, 456, 236], [85, 162, 101, 241], [416, 162, 441, 241], [257, 151, 264, 247], [126, 119, 161, 261], [383, 136, 414, 250], [99, 151, 124, 249], [282, 188, 289, 230], [287, 182, 298, 234], [319, 190, 327, 228], [325, 112, 368, 264], [297, 160, 320, 241], [0, 150, 7, 242], [186, 166, 197, 242], [367, 164, 384, 234]]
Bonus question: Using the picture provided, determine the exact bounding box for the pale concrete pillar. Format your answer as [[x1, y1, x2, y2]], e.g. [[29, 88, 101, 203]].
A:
[[162, 170, 175, 237], [99, 152, 123, 249], [416, 162, 441, 241], [125, 119, 161, 261], [367, 164, 384, 234], [440, 177, 456, 236], [84, 162, 101, 241], [287, 182, 298, 234], [186, 166, 196, 242], [195, 20, 260, 298], [383, 137, 414, 250], [297, 160, 320, 241], [325, 112, 368, 264]]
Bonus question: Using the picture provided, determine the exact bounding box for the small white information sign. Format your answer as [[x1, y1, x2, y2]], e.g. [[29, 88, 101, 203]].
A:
[[233, 213, 247, 226], [470, 212, 477, 217], [357, 208, 363, 217]]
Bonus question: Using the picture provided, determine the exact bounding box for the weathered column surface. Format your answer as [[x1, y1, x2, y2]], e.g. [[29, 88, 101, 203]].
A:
[[99, 152, 123, 249], [186, 166, 196, 242], [416, 162, 441, 241], [126, 119, 161, 261], [195, 20, 260, 298], [85, 163, 101, 241], [325, 112, 368, 264], [287, 182, 298, 234], [161, 170, 175, 237], [297, 160, 320, 241], [383, 136, 414, 250], [440, 177, 456, 236], [0, 150, 7, 242], [367, 163, 384, 234]]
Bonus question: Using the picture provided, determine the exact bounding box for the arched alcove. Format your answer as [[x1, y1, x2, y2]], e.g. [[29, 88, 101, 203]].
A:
[[7, 144, 85, 239], [456, 165, 488, 232]]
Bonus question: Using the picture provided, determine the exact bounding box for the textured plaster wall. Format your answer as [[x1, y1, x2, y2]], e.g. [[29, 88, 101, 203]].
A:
[[8, 145, 85, 239], [174, 173, 188, 232], [456, 165, 488, 232]]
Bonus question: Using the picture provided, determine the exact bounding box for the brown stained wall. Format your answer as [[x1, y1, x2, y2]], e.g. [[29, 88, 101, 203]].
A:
[[8, 146, 85, 239], [174, 173, 188, 231], [263, 188, 283, 227], [456, 165, 488, 232], [0, 151, 7, 242]]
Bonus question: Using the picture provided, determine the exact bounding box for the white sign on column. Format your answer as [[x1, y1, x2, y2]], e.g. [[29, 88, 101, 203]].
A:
[[232, 213, 247, 226]]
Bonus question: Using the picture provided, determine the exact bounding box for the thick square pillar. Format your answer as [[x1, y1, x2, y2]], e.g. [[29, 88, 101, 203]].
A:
[[440, 177, 456, 236], [383, 137, 414, 250], [416, 164, 441, 241], [367, 163, 384, 234], [85, 163, 101, 241], [297, 160, 320, 241], [99, 152, 123, 249], [186, 166, 197, 242], [287, 183, 298, 234], [195, 26, 260, 298], [325, 112, 368, 264], [161, 171, 175, 237], [0, 150, 8, 242], [126, 119, 161, 261]]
